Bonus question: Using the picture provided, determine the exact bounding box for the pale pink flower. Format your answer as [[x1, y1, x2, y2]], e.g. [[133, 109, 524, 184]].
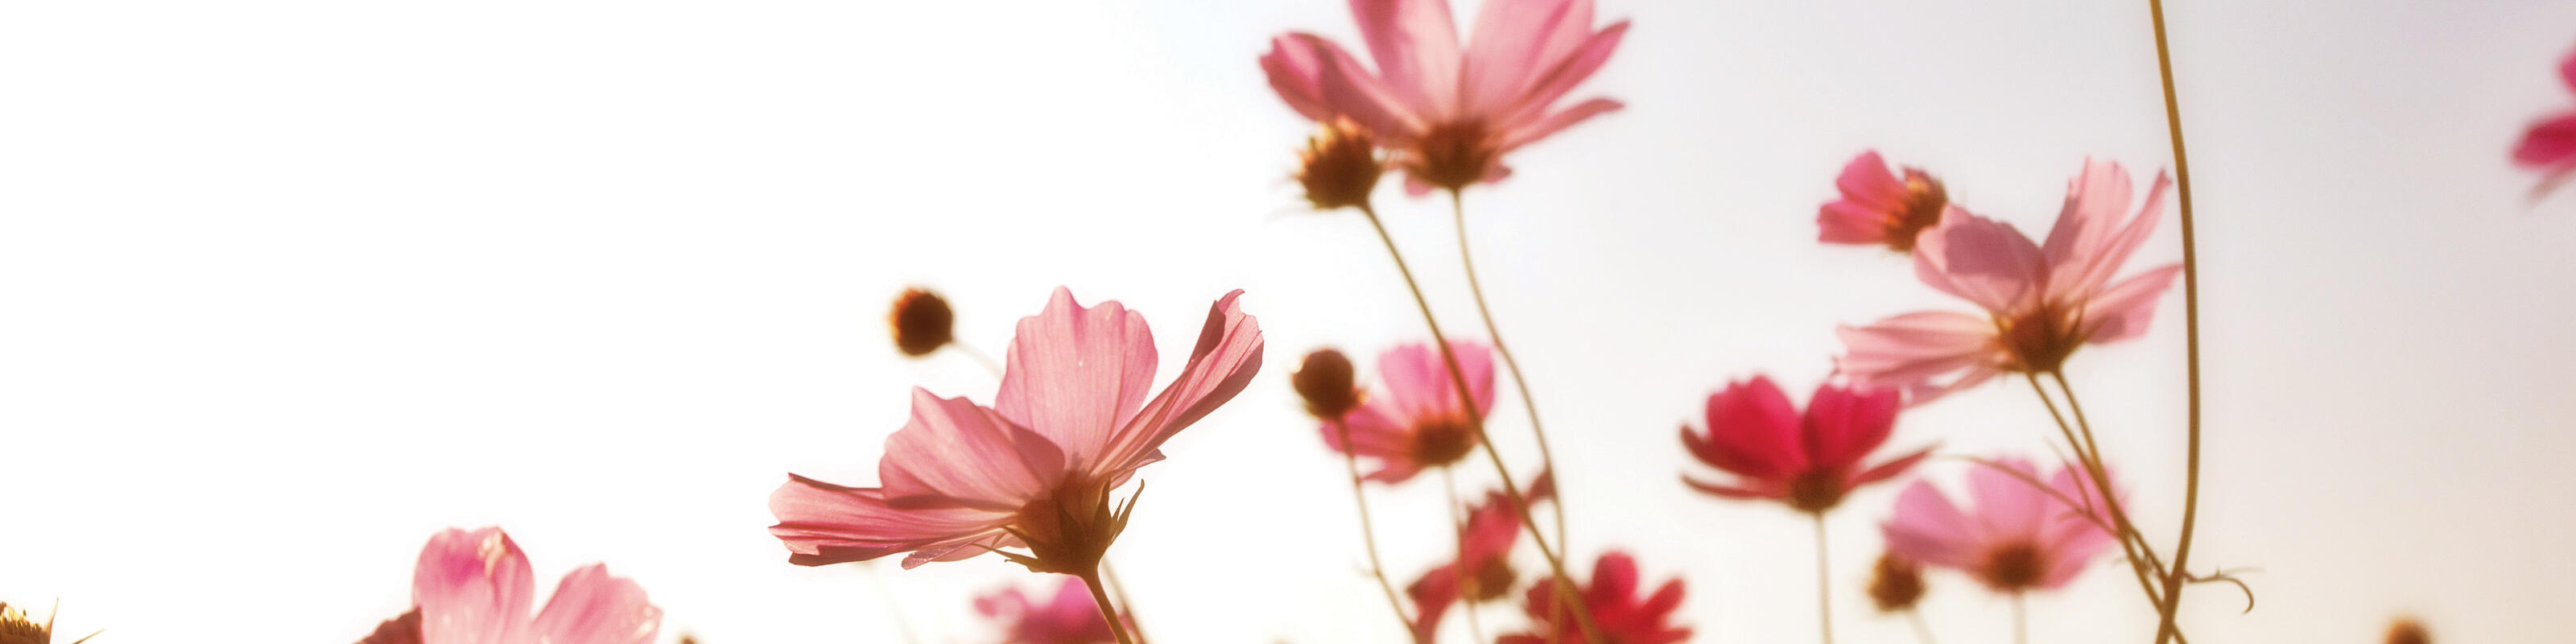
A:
[[1500, 551, 1691, 644], [974, 577, 1131, 644], [1679, 375, 1932, 513], [1818, 151, 1950, 251], [769, 287, 1264, 573], [1261, 0, 1630, 194], [1406, 469, 1554, 642], [1836, 159, 2183, 402], [1316, 340, 1496, 485], [357, 527, 660, 644], [1880, 458, 2116, 593], [2515, 45, 2576, 196]]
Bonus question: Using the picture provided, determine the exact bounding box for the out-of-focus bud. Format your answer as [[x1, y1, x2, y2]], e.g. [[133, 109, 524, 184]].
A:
[[1292, 349, 1360, 419], [889, 288, 956, 357], [1868, 553, 1927, 613], [2385, 618, 2429, 644], [1297, 118, 1384, 211], [2, 601, 97, 644]]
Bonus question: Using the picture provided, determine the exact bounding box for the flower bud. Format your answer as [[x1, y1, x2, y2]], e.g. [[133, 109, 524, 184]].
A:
[[2385, 618, 2429, 644], [1868, 553, 1926, 613], [1297, 118, 1384, 211], [888, 288, 956, 357], [1292, 349, 1360, 419]]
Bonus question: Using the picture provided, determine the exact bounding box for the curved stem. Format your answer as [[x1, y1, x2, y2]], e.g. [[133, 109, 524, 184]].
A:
[[1812, 512, 1836, 644], [1078, 568, 1137, 644], [1443, 469, 1488, 644], [2145, 0, 2207, 641], [1446, 190, 1569, 550], [1098, 561, 1150, 644], [2033, 374, 2192, 644], [1906, 610, 1940, 644], [1356, 203, 1606, 644], [2023, 376, 2169, 605], [1331, 416, 1422, 642], [951, 342, 1006, 380], [2011, 592, 2027, 644]]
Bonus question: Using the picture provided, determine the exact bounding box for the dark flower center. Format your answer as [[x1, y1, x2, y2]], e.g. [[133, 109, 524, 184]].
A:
[[1407, 120, 1498, 192], [1785, 469, 1848, 513], [889, 289, 955, 357], [1463, 557, 1519, 603], [1981, 542, 2046, 590], [1884, 171, 1949, 252], [1298, 119, 1385, 211], [1409, 415, 1479, 467], [1996, 307, 2080, 374]]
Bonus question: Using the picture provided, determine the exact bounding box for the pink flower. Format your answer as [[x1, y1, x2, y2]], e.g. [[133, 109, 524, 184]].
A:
[[1406, 469, 1554, 642], [1316, 340, 1496, 485], [1818, 151, 1950, 251], [1261, 0, 1630, 194], [2515, 45, 2576, 196], [1836, 159, 2183, 402], [769, 287, 1265, 573], [974, 577, 1131, 644], [1678, 375, 1933, 513], [1499, 551, 1690, 644], [357, 527, 661, 644], [1880, 458, 2116, 593]]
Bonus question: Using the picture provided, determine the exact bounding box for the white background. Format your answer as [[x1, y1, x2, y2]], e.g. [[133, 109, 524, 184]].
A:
[[5, 0, 2574, 642]]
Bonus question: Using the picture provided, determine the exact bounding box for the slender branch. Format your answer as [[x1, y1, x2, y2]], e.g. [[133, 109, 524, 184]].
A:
[[1355, 203, 1606, 644], [1906, 610, 1941, 644], [1330, 416, 1422, 642], [2023, 375, 2170, 607], [1098, 560, 1151, 644], [1812, 512, 1836, 644], [951, 342, 1006, 380], [1446, 189, 1569, 551], [2011, 592, 2028, 644], [1443, 469, 1489, 644], [1078, 568, 1137, 644], [2145, 1, 2209, 641], [2038, 373, 2192, 644]]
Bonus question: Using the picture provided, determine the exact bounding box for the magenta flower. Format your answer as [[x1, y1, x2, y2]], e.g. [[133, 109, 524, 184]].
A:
[[1880, 458, 2116, 593], [1818, 151, 1949, 251], [1837, 159, 2183, 402], [2515, 45, 2576, 196], [1679, 375, 1933, 513], [1500, 551, 1691, 644], [357, 527, 660, 644], [1261, 0, 1630, 194], [1316, 340, 1496, 485], [1406, 469, 1554, 642], [974, 577, 1132, 644], [769, 287, 1264, 573]]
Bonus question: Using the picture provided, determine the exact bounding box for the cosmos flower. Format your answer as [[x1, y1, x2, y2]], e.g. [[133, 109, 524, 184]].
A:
[[1818, 151, 1949, 251], [2513, 45, 2576, 196], [1499, 551, 1690, 644], [1837, 159, 2182, 403], [770, 287, 1264, 573], [357, 527, 660, 644], [1406, 469, 1554, 642], [1880, 458, 2116, 593], [1316, 340, 1496, 485], [1, 602, 96, 644], [1866, 553, 1927, 613], [974, 577, 1132, 644], [1678, 375, 1933, 513], [1261, 0, 1630, 194]]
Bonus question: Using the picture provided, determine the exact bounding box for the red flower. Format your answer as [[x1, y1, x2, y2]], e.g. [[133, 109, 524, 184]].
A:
[[1499, 551, 1690, 644], [1405, 470, 1553, 642], [1679, 375, 1932, 513]]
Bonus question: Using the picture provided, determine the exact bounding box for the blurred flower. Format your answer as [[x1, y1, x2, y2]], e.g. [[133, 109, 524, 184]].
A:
[[1837, 159, 2182, 403], [357, 527, 660, 644], [976, 577, 1131, 644], [1292, 348, 1361, 420], [1316, 340, 1496, 484], [1880, 458, 2116, 593], [890, 288, 956, 357], [771, 288, 1265, 573], [1406, 469, 1554, 642], [1678, 375, 1933, 513], [1865, 553, 1926, 613], [1261, 0, 1630, 194], [1297, 118, 1386, 210], [1, 602, 95, 644], [1499, 551, 1690, 644], [1818, 151, 1948, 251], [2512, 47, 2576, 196], [2384, 618, 2430, 644]]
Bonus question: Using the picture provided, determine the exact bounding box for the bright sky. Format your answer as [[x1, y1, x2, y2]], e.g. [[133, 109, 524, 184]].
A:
[[5, 1, 2575, 642]]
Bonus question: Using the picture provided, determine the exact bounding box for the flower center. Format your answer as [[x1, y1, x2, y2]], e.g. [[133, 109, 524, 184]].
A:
[[1408, 414, 1479, 468], [1980, 542, 2047, 590], [1785, 469, 1847, 513], [1996, 306, 2079, 374], [1884, 171, 1949, 251], [1004, 479, 1133, 575], [1462, 557, 1519, 603], [1406, 120, 1498, 192], [1298, 118, 1385, 211]]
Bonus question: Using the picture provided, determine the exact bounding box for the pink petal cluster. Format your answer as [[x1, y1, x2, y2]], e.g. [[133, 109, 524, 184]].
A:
[[974, 577, 1130, 644], [1500, 551, 1690, 644], [358, 527, 660, 644], [1406, 469, 1554, 642], [1837, 159, 2182, 402], [1679, 375, 1933, 513], [770, 287, 1264, 572], [1262, 0, 1629, 194], [1818, 151, 1950, 251], [1881, 458, 2117, 592], [1317, 340, 1497, 484], [2515, 46, 2576, 196]]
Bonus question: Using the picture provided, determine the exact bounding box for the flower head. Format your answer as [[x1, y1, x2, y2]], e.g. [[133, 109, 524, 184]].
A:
[[1297, 118, 1386, 210], [1261, 0, 1629, 194], [1837, 159, 2182, 403], [1818, 151, 1948, 251], [1292, 348, 1361, 420], [1880, 458, 2116, 593], [1, 602, 94, 644], [1315, 340, 1496, 484], [1406, 469, 1554, 642], [1499, 551, 1690, 644], [2384, 618, 2431, 644], [2514, 46, 2576, 197], [771, 287, 1265, 573], [1866, 553, 1927, 613], [974, 577, 1129, 644], [1679, 375, 1933, 513], [890, 288, 956, 357], [358, 527, 661, 644]]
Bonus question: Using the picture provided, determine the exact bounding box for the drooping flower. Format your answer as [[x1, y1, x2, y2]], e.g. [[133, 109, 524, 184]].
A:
[[770, 287, 1265, 573], [1866, 553, 1927, 613], [974, 577, 1131, 644], [1297, 118, 1387, 210], [1406, 469, 1554, 642], [1292, 348, 1361, 420], [1880, 458, 2116, 593], [2513, 46, 2576, 197], [890, 288, 956, 357], [1261, 0, 1630, 194], [1837, 159, 2182, 403], [1499, 551, 1690, 644], [1315, 340, 1496, 484], [1678, 375, 1933, 513], [357, 527, 661, 644], [1818, 151, 1949, 251], [1, 602, 96, 644]]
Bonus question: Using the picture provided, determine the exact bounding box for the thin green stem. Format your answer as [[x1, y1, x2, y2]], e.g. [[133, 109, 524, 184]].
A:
[[2037, 373, 2192, 644], [1812, 512, 1836, 644], [1446, 189, 1569, 551], [1906, 610, 1940, 644], [1098, 561, 1150, 644], [2145, 0, 2208, 641], [2011, 592, 2027, 644], [1356, 203, 1605, 644], [1331, 417, 1422, 642], [951, 342, 1005, 380], [1078, 568, 1137, 644], [2024, 375, 2170, 608]]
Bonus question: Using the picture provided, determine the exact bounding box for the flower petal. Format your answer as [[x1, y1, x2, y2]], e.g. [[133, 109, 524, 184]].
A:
[[1913, 208, 2047, 314], [1265, 33, 1421, 140], [995, 287, 1158, 469], [1851, 445, 1937, 487], [2079, 263, 2181, 345], [1406, 566, 1462, 643], [412, 527, 535, 644], [766, 474, 1013, 567], [1835, 311, 1999, 398], [1092, 289, 1265, 477], [2042, 161, 2169, 298], [1500, 22, 1629, 133], [1801, 383, 1900, 470], [2514, 112, 2576, 169], [1459, 0, 1586, 114], [529, 564, 661, 644], [1880, 481, 1979, 569], [1350, 0, 1463, 116], [1967, 457, 2049, 541], [879, 388, 1068, 512], [1696, 375, 1806, 479], [1500, 95, 1623, 153], [1377, 340, 1495, 423]]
